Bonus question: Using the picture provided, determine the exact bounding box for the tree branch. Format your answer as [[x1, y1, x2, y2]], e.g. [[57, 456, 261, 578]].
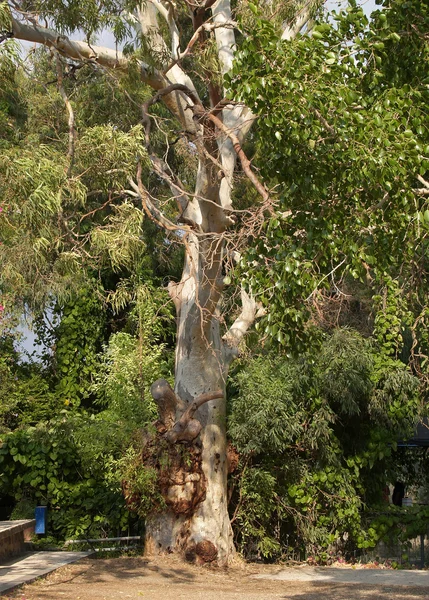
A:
[[151, 378, 186, 429], [149, 0, 181, 60], [165, 390, 223, 443], [11, 15, 200, 134], [136, 0, 203, 115], [163, 20, 238, 75], [206, 111, 270, 204], [223, 288, 265, 360], [212, 0, 237, 78], [132, 163, 195, 233], [150, 154, 190, 215], [417, 174, 429, 189], [281, 3, 313, 41], [12, 16, 131, 70]]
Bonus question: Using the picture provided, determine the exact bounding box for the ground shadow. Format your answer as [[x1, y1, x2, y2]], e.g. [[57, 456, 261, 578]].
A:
[[281, 581, 429, 600], [73, 556, 197, 585]]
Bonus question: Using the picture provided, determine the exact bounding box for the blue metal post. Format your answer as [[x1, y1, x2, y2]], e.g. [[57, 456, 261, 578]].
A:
[[35, 506, 47, 534]]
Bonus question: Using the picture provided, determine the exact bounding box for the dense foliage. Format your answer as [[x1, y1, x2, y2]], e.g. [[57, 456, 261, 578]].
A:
[[230, 0, 429, 367], [0, 281, 172, 540], [1, 0, 429, 561], [228, 329, 423, 559]]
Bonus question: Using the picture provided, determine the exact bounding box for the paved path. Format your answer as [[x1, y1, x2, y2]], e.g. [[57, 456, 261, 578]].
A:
[[253, 565, 429, 587], [0, 551, 92, 594]]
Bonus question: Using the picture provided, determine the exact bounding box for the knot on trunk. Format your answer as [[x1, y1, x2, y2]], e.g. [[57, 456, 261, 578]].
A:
[[125, 382, 225, 522], [185, 539, 218, 564], [121, 432, 206, 518], [138, 438, 206, 516], [150, 379, 223, 444], [159, 445, 206, 516]]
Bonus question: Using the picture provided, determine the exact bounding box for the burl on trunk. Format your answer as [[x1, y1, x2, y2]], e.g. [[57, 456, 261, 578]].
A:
[[142, 366, 235, 565]]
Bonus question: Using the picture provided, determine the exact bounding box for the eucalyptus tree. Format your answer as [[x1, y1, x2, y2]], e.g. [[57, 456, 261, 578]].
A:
[[0, 0, 322, 563]]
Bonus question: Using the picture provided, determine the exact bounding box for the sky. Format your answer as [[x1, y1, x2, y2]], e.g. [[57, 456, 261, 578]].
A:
[[15, 0, 379, 357]]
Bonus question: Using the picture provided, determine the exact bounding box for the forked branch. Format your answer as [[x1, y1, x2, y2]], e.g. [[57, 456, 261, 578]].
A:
[[206, 112, 270, 204], [151, 378, 223, 443], [223, 288, 265, 361], [151, 378, 186, 429], [165, 390, 224, 444]]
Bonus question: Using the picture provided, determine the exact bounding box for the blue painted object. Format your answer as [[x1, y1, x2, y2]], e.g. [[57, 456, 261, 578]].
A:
[[35, 506, 47, 534]]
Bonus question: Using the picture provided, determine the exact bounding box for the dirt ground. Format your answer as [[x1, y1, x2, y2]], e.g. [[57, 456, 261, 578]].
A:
[[2, 555, 429, 600]]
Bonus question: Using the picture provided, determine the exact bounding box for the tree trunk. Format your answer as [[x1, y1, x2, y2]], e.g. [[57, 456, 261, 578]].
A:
[[145, 203, 237, 564]]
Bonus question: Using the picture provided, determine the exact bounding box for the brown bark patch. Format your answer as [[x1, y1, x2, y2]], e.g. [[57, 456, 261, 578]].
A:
[[135, 434, 206, 518], [227, 443, 239, 474], [184, 539, 218, 564], [196, 540, 218, 563], [159, 444, 206, 516]]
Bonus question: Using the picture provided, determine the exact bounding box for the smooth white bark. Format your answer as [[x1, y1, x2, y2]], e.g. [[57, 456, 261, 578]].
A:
[[282, 6, 313, 40]]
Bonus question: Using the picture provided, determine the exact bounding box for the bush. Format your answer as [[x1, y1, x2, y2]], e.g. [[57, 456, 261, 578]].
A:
[[228, 329, 423, 560]]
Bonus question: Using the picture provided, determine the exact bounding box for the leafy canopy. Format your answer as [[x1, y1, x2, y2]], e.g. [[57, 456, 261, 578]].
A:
[[230, 0, 429, 360]]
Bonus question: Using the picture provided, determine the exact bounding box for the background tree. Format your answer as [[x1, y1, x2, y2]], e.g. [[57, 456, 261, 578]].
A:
[[227, 329, 421, 560]]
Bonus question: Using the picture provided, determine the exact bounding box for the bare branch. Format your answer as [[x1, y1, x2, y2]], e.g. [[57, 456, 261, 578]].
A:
[[136, 0, 202, 112], [282, 3, 313, 41], [223, 288, 265, 360], [11, 16, 200, 134], [12, 17, 131, 70], [311, 106, 336, 137], [417, 174, 429, 189], [144, 82, 204, 114], [206, 111, 270, 204], [163, 19, 238, 75], [133, 163, 195, 233], [151, 155, 190, 214], [305, 258, 347, 301]]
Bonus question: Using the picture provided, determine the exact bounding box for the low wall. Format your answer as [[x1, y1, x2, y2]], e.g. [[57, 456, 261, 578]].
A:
[[0, 520, 36, 561]]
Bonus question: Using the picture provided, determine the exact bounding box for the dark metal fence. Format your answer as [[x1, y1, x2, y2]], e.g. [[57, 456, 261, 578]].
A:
[[361, 532, 429, 568]]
